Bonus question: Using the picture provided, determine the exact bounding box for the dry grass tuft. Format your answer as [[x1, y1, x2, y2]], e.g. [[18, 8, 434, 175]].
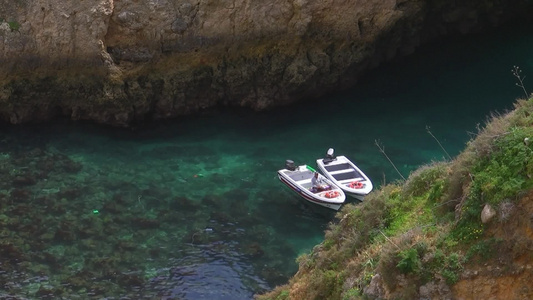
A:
[[466, 111, 511, 158], [498, 201, 515, 222], [445, 107, 516, 214], [402, 161, 448, 198]]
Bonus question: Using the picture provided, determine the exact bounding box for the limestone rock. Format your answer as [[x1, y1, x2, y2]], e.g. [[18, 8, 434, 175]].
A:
[[363, 273, 385, 299], [0, 0, 531, 126], [481, 204, 496, 224], [419, 279, 452, 299]]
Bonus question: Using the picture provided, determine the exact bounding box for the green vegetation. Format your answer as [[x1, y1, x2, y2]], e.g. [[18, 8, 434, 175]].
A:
[[257, 95, 533, 300], [0, 18, 21, 31], [8, 20, 20, 31], [396, 248, 421, 274]]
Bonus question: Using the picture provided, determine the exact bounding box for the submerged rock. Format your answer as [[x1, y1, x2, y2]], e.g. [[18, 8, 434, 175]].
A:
[[132, 217, 160, 229], [12, 175, 36, 186]]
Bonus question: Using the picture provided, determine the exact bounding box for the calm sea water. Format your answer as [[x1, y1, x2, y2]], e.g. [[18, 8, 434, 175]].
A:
[[0, 23, 531, 299]]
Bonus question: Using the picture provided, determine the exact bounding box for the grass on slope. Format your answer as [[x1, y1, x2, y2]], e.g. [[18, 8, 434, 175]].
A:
[[257, 97, 533, 300]]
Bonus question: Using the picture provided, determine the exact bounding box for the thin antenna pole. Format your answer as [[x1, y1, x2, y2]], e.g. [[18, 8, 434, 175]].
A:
[[375, 139, 406, 181], [426, 126, 452, 160]]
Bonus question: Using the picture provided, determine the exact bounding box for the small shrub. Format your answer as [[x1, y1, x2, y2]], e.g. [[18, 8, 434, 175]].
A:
[[316, 270, 345, 299], [7, 20, 20, 31], [414, 241, 428, 256], [275, 290, 289, 300], [377, 244, 401, 290], [447, 252, 462, 270], [296, 253, 316, 270], [450, 221, 484, 243], [396, 248, 421, 274], [465, 238, 501, 262], [440, 252, 464, 285], [441, 269, 459, 285], [323, 238, 334, 249], [432, 249, 446, 268], [362, 271, 374, 285], [402, 162, 447, 198], [342, 288, 361, 300], [466, 111, 509, 158]]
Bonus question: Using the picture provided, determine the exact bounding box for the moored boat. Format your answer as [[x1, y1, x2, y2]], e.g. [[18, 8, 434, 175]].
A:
[[278, 160, 346, 211], [316, 148, 373, 201]]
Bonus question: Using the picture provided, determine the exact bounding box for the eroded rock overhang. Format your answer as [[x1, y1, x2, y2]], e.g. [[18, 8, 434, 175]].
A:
[[0, 0, 531, 126]]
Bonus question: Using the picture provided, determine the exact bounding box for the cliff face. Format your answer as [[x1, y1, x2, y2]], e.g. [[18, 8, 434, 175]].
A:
[[0, 0, 531, 126], [451, 191, 533, 300]]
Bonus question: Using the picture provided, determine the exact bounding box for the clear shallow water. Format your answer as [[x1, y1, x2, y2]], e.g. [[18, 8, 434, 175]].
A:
[[0, 23, 531, 299]]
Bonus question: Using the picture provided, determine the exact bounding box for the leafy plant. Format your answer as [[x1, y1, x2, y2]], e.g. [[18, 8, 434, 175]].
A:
[[465, 238, 500, 262], [402, 162, 447, 198], [7, 20, 20, 31], [470, 126, 533, 205], [441, 269, 459, 285], [342, 288, 361, 300], [440, 252, 464, 284], [323, 238, 335, 250], [296, 253, 316, 270], [427, 249, 446, 270], [396, 248, 421, 274], [275, 290, 289, 300], [315, 270, 345, 299]]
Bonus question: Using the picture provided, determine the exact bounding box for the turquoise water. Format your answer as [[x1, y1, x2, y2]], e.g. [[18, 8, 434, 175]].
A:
[[0, 23, 532, 299]]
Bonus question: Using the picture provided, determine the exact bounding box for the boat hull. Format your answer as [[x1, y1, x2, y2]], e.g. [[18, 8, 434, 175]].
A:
[[278, 174, 342, 211], [277, 165, 345, 211], [316, 155, 373, 201]]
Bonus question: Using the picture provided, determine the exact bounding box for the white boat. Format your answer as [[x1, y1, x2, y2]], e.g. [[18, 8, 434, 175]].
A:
[[316, 148, 373, 201], [278, 160, 346, 211]]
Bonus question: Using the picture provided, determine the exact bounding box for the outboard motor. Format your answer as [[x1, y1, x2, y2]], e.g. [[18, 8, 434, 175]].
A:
[[323, 148, 335, 164], [326, 148, 335, 158], [285, 159, 296, 171]]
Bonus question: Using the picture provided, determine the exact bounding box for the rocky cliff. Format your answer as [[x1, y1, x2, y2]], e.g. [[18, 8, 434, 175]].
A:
[[1, 0, 531, 126]]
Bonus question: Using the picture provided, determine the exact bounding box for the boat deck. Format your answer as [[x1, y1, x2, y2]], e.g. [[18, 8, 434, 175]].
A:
[[324, 164, 362, 181], [323, 163, 351, 172], [288, 170, 313, 181], [281, 169, 314, 189], [296, 178, 313, 189]]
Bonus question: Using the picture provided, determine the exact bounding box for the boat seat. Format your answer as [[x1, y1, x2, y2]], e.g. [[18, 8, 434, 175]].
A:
[[324, 163, 351, 172], [289, 171, 313, 181], [328, 169, 354, 175], [297, 179, 312, 185]]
